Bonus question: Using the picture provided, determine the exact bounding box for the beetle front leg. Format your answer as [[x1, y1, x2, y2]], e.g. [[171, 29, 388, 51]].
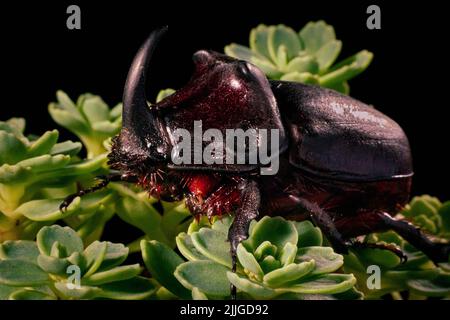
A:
[[59, 173, 136, 212], [228, 180, 261, 299]]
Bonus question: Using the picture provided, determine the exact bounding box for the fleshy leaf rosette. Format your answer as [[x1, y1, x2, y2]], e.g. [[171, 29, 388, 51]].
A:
[[344, 195, 450, 299], [142, 216, 360, 299], [400, 195, 450, 239], [0, 225, 156, 300], [48, 91, 122, 158], [0, 118, 106, 241], [225, 21, 373, 94]]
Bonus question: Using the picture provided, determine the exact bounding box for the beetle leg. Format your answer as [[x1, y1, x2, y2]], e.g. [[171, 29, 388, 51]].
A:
[[295, 197, 349, 254], [227, 180, 260, 299], [380, 213, 450, 264], [59, 173, 136, 212], [349, 240, 408, 263]]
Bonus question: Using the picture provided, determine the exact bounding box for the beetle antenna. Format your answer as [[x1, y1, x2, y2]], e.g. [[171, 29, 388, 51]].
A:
[[156, 170, 164, 181]]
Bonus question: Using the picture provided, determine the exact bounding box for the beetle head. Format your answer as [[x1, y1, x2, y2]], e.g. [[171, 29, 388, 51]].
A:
[[109, 27, 287, 176]]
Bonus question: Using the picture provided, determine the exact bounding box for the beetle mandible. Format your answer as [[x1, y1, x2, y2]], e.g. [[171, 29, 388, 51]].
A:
[[61, 27, 450, 296]]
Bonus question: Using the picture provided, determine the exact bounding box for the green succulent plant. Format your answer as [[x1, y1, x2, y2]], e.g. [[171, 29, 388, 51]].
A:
[[400, 195, 450, 238], [111, 183, 192, 251], [0, 118, 106, 241], [48, 91, 122, 158], [344, 195, 450, 299], [225, 21, 373, 94], [0, 225, 156, 300], [142, 215, 361, 300]]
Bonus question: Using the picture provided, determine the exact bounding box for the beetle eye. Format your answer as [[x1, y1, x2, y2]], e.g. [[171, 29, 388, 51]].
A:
[[237, 61, 256, 80], [237, 61, 250, 77]]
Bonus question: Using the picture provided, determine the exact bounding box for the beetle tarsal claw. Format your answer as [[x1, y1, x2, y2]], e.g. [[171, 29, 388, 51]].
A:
[[59, 194, 77, 213], [348, 240, 408, 263]]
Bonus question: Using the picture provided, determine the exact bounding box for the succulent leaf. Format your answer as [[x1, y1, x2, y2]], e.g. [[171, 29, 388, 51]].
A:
[[170, 216, 359, 299], [0, 225, 150, 300], [225, 21, 372, 93], [344, 195, 450, 299]]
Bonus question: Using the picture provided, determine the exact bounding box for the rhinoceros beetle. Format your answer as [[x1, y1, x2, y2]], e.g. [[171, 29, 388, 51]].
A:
[[61, 27, 450, 296]]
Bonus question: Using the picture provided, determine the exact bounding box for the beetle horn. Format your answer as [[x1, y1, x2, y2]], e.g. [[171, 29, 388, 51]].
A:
[[123, 26, 167, 126], [120, 26, 170, 161]]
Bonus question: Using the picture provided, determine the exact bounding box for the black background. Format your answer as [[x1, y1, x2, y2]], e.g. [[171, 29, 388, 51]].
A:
[[0, 1, 448, 200]]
